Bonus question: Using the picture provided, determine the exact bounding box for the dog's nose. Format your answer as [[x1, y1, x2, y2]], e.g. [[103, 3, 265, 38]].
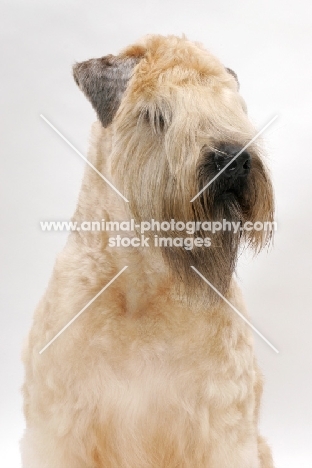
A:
[[214, 144, 251, 179]]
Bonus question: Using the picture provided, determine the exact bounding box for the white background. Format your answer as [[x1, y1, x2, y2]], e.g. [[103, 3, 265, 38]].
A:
[[1, 1, 312, 467]]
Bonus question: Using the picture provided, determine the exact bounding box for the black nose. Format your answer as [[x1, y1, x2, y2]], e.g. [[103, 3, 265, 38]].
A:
[[214, 144, 251, 179]]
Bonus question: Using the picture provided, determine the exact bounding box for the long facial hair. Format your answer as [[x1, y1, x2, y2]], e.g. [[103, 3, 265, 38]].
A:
[[112, 104, 274, 306], [183, 146, 274, 305]]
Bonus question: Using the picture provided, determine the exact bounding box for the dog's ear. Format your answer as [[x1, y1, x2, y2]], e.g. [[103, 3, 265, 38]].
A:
[[73, 55, 140, 127], [226, 67, 240, 90]]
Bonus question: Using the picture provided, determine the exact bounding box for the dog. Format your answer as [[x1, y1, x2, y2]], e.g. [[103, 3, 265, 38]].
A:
[[21, 34, 275, 467]]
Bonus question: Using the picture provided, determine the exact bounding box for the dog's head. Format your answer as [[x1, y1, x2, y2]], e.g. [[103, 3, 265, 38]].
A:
[[73, 35, 274, 302]]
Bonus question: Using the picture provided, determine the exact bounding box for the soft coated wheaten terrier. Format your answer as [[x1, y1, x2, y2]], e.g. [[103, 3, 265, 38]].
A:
[[22, 35, 275, 467]]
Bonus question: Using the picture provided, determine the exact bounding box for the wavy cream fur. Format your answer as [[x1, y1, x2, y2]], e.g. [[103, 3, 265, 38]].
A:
[[21, 35, 274, 467]]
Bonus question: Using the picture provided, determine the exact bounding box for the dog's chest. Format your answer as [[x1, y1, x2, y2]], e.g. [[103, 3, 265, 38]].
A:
[[72, 312, 256, 465], [80, 308, 255, 424]]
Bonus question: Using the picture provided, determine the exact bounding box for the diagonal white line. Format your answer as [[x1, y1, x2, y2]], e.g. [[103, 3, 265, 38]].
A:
[[39, 266, 128, 354], [191, 266, 279, 353], [40, 114, 129, 203], [190, 115, 278, 202], [266, 123, 286, 138]]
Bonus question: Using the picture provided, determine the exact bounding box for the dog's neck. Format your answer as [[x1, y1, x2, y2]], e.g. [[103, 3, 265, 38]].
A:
[[69, 122, 175, 314]]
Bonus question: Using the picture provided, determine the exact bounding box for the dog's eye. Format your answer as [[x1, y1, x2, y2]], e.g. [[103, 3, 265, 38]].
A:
[[142, 108, 165, 134]]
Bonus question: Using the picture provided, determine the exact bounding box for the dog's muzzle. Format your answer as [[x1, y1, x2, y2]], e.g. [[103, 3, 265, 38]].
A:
[[213, 143, 251, 181]]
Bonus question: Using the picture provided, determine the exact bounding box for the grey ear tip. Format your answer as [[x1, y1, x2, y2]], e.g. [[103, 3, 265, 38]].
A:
[[72, 54, 139, 127], [225, 67, 240, 90], [72, 62, 81, 86]]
